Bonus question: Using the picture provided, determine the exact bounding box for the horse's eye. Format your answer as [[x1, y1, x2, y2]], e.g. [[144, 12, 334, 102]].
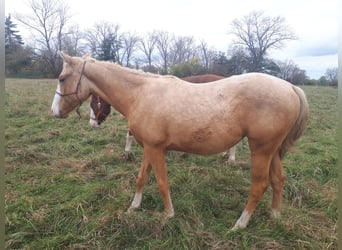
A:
[[59, 78, 65, 83]]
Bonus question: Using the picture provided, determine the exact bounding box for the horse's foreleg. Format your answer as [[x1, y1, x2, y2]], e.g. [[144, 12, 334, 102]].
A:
[[232, 151, 272, 230], [228, 145, 236, 163], [269, 153, 285, 219], [146, 146, 174, 218], [125, 131, 133, 153], [127, 152, 151, 212], [221, 145, 237, 164]]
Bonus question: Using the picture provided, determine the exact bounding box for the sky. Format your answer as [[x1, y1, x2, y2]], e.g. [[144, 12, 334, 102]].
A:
[[5, 0, 338, 79]]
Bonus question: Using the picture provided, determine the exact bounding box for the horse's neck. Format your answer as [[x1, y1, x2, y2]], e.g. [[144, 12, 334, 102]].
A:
[[85, 61, 141, 117]]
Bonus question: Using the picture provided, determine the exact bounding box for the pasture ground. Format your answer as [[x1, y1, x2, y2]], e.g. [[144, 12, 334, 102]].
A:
[[5, 78, 337, 249]]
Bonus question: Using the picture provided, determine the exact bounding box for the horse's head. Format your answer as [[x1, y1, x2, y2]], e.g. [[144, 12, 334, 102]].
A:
[[51, 52, 91, 118], [89, 95, 111, 128]]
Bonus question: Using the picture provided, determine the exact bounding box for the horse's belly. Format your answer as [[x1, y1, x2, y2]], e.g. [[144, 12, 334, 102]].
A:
[[168, 142, 229, 155], [167, 132, 240, 155]]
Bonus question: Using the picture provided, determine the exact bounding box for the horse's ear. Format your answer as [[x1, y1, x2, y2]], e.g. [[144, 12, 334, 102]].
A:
[[59, 51, 73, 64], [82, 52, 92, 59]]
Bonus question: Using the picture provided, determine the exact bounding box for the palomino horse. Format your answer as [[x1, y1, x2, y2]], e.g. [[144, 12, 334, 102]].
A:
[[89, 74, 237, 163], [51, 52, 309, 230]]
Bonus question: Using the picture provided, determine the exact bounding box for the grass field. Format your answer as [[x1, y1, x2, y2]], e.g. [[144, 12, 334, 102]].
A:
[[5, 78, 337, 249]]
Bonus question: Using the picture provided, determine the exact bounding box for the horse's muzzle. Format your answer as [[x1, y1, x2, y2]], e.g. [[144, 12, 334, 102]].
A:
[[51, 109, 68, 118]]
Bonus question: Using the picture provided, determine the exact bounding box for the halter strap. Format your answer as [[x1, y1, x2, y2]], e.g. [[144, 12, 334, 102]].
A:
[[96, 96, 102, 120], [56, 60, 86, 118]]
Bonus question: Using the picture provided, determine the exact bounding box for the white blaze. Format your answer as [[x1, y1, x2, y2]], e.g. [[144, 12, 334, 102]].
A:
[[51, 84, 62, 117]]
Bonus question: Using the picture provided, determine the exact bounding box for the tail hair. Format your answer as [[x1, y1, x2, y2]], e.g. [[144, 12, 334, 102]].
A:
[[279, 86, 309, 159]]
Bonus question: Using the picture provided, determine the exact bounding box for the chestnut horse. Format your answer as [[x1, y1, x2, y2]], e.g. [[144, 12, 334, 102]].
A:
[[89, 74, 237, 163], [181, 74, 225, 83], [51, 52, 308, 230], [89, 96, 134, 155]]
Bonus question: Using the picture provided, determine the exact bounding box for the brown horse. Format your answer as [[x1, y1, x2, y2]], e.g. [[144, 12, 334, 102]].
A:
[[181, 74, 225, 83], [51, 52, 309, 230], [89, 94, 111, 126], [89, 74, 237, 163]]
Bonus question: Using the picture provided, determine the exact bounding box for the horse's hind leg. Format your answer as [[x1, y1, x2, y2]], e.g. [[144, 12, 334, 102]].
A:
[[232, 145, 273, 230], [269, 152, 285, 219]]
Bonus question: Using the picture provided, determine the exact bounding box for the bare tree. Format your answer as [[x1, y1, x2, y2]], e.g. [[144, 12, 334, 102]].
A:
[[278, 59, 296, 81], [14, 0, 72, 77], [62, 25, 86, 56], [229, 11, 297, 72], [85, 21, 122, 62], [197, 39, 215, 71], [138, 31, 158, 72], [325, 67, 338, 86], [119, 32, 140, 67], [155, 30, 172, 74], [226, 46, 250, 75], [277, 59, 307, 85], [170, 35, 197, 65]]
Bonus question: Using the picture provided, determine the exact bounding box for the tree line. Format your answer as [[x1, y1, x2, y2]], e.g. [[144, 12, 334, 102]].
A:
[[5, 0, 337, 86]]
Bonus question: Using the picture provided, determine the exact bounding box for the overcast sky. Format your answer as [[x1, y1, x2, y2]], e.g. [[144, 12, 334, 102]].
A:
[[5, 0, 338, 79]]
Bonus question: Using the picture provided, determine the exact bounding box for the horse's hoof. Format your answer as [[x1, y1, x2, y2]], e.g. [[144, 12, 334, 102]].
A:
[[227, 159, 236, 166], [163, 209, 174, 220], [124, 151, 136, 161], [271, 209, 281, 219], [126, 207, 135, 214]]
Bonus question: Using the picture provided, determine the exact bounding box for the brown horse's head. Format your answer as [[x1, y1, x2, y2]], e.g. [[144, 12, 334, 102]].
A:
[[89, 95, 111, 127], [51, 52, 92, 118]]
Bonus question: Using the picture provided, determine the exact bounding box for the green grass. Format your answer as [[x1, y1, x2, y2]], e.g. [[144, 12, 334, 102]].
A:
[[5, 79, 337, 249]]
